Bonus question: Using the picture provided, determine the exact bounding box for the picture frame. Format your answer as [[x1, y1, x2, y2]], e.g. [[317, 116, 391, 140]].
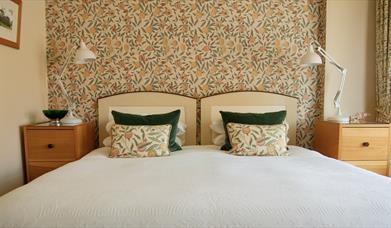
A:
[[0, 0, 22, 49]]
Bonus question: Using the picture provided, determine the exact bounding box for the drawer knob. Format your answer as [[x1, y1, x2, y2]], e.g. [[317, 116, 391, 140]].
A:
[[362, 142, 370, 147], [47, 144, 54, 149]]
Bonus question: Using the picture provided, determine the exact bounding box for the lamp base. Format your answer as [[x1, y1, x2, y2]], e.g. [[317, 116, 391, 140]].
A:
[[62, 116, 83, 125], [327, 115, 350, 123]]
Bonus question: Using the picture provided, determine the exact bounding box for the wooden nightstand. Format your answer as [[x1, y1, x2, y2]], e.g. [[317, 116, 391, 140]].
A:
[[314, 121, 390, 176], [23, 123, 94, 182]]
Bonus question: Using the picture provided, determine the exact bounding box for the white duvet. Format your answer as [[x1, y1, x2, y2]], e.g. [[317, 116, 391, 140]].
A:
[[1, 145, 391, 228]]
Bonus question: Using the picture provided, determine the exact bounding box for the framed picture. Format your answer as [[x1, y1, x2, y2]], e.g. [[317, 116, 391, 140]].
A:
[[0, 0, 22, 49]]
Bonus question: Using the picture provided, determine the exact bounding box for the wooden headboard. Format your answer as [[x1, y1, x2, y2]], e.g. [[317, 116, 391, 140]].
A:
[[200, 92, 298, 145], [97, 92, 197, 147]]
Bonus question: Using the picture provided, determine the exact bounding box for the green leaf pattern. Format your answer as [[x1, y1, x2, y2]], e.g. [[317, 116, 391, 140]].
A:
[[110, 124, 172, 158], [46, 0, 326, 148], [227, 123, 288, 156]]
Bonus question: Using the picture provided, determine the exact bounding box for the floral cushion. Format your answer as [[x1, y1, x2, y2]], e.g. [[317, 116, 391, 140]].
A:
[[110, 124, 172, 158], [226, 123, 288, 156], [210, 119, 290, 146], [103, 120, 186, 147]]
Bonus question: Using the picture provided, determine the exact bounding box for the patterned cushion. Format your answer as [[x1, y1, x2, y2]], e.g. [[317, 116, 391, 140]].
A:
[[220, 110, 287, 150], [103, 120, 186, 147], [112, 110, 181, 151], [227, 123, 288, 156], [110, 124, 172, 158], [210, 119, 290, 146]]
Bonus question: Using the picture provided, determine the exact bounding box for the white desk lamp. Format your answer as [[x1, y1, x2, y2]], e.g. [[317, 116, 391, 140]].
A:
[[56, 40, 96, 125], [300, 44, 349, 123]]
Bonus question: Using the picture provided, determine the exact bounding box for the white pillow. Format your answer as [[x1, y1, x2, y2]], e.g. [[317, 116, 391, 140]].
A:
[[102, 121, 115, 147], [210, 120, 225, 134], [105, 121, 115, 134], [103, 136, 112, 147], [175, 136, 183, 147], [283, 119, 290, 144], [210, 120, 224, 146], [212, 134, 225, 147], [102, 121, 186, 147], [177, 121, 187, 136]]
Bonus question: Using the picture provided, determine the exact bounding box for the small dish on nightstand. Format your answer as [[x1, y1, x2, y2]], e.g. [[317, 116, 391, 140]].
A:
[[42, 109, 68, 126]]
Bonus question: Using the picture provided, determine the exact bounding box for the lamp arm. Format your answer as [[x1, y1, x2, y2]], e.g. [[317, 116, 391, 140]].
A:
[[315, 46, 348, 110], [333, 69, 347, 109], [55, 46, 77, 109], [316, 47, 345, 73]]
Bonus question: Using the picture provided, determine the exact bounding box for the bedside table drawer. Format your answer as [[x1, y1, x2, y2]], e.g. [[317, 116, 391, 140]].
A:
[[340, 128, 389, 161], [26, 130, 76, 161], [28, 161, 68, 181], [23, 123, 94, 182], [346, 161, 388, 176]]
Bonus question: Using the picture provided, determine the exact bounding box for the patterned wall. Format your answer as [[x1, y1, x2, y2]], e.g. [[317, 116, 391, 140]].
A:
[[46, 0, 326, 148]]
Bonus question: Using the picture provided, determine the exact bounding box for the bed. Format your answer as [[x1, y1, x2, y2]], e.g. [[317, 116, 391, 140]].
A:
[[1, 92, 391, 228]]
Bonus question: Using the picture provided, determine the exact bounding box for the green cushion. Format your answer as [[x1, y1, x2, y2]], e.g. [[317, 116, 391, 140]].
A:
[[219, 110, 287, 150], [111, 110, 182, 152]]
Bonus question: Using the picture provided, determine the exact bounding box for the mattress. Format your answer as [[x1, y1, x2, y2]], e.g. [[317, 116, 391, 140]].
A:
[[1, 145, 391, 228]]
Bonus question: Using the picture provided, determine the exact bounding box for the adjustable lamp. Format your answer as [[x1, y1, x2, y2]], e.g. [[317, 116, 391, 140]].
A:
[[55, 40, 96, 125], [300, 44, 349, 123]]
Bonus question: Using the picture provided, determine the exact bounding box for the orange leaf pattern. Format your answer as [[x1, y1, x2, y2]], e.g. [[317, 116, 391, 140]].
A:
[[227, 123, 288, 156], [110, 124, 171, 158], [46, 0, 326, 148]]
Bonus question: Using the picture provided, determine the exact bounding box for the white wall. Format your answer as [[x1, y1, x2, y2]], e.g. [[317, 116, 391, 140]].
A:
[[0, 0, 47, 195], [325, 0, 376, 120]]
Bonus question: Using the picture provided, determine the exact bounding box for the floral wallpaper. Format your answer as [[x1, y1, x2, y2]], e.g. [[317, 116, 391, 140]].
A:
[[46, 0, 326, 148]]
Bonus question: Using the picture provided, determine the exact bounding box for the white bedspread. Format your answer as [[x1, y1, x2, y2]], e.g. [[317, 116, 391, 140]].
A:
[[1, 145, 391, 228]]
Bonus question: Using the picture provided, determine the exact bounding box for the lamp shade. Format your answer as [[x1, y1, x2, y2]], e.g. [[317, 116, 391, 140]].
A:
[[300, 45, 322, 66], [74, 41, 96, 64]]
